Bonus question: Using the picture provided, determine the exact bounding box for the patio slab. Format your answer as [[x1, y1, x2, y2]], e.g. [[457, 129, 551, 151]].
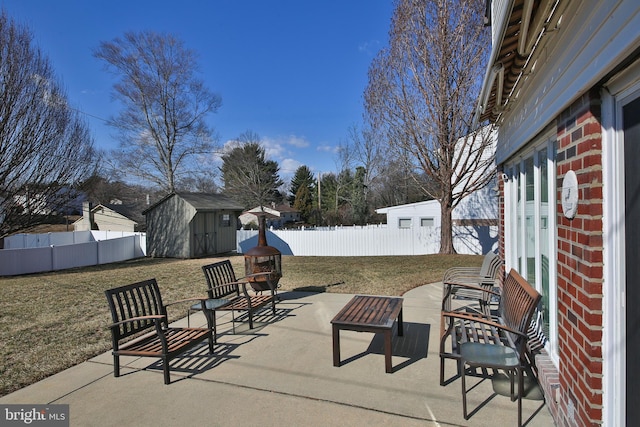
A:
[[0, 283, 555, 426]]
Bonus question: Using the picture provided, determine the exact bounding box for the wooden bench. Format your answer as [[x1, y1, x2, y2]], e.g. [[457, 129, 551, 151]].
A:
[[105, 278, 214, 384], [439, 268, 541, 386], [188, 260, 277, 339]]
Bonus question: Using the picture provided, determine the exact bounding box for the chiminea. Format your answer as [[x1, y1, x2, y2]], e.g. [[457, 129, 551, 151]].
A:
[[244, 213, 282, 292]]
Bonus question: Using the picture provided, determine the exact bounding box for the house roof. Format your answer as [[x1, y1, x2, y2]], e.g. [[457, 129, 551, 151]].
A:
[[475, 0, 566, 124], [142, 192, 244, 215], [247, 204, 299, 215], [71, 203, 139, 226], [272, 204, 298, 213], [98, 204, 138, 223], [240, 211, 279, 220], [375, 200, 438, 214]]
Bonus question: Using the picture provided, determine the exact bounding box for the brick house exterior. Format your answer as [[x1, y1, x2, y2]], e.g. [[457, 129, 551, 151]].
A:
[[555, 92, 605, 425], [479, 1, 640, 425]]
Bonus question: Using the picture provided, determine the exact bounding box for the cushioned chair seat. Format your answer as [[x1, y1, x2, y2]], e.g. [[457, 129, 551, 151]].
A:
[[461, 341, 519, 368]]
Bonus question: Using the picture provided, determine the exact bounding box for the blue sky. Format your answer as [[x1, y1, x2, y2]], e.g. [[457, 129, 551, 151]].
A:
[[1, 1, 394, 181]]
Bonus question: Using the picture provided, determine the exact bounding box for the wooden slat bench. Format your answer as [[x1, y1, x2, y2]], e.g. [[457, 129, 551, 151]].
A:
[[188, 260, 277, 339], [105, 278, 214, 384]]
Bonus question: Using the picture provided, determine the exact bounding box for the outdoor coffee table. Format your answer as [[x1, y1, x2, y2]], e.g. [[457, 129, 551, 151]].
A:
[[331, 295, 404, 373]]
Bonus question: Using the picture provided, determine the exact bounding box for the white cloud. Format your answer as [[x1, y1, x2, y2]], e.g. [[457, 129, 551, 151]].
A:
[[286, 135, 310, 148], [358, 40, 381, 55], [221, 139, 242, 154], [219, 134, 326, 178], [280, 158, 302, 175], [261, 137, 286, 160], [317, 144, 337, 153]]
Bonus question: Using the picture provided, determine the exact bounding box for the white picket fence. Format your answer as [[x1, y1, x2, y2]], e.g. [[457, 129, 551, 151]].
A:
[[0, 225, 496, 276], [0, 231, 146, 276]]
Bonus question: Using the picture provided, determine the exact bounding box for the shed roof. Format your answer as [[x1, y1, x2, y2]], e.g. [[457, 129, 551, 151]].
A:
[[143, 192, 244, 215]]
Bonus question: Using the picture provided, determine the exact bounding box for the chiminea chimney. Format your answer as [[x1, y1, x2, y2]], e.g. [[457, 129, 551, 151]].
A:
[[243, 213, 282, 291]]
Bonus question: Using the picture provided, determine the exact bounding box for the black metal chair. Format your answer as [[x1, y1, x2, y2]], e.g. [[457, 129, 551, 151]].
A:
[[187, 260, 276, 341]]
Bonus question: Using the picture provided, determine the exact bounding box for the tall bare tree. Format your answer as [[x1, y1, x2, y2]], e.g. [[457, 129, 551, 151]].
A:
[[94, 31, 221, 193], [372, 155, 431, 208], [0, 11, 96, 237], [346, 124, 385, 213], [365, 0, 495, 253]]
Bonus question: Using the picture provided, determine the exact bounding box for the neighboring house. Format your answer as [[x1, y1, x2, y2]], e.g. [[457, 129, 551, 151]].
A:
[[239, 204, 301, 229], [12, 187, 85, 216], [375, 183, 497, 254], [477, 1, 640, 425], [74, 201, 138, 232], [143, 192, 243, 258], [376, 126, 497, 243], [376, 200, 442, 230], [375, 184, 497, 230]]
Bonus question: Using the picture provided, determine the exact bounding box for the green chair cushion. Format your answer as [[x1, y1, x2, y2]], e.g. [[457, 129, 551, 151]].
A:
[[460, 342, 519, 368]]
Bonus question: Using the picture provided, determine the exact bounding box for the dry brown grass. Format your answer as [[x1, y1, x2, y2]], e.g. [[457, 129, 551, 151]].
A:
[[0, 253, 481, 397]]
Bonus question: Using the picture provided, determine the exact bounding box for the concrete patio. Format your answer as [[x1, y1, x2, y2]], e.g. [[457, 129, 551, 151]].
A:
[[0, 283, 554, 426]]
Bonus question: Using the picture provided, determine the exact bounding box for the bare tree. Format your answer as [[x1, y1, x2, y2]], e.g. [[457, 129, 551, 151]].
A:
[[346, 124, 385, 214], [220, 131, 283, 210], [0, 11, 96, 237], [94, 31, 222, 193], [365, 0, 495, 253], [372, 155, 431, 208]]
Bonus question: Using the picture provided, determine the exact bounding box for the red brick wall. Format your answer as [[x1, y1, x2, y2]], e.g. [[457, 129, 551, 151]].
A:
[[555, 89, 604, 426]]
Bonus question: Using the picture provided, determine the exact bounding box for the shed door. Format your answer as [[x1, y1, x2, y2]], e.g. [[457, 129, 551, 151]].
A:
[[193, 212, 217, 257], [624, 95, 640, 423]]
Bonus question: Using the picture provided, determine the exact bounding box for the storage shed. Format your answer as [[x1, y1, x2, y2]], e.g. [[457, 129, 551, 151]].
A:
[[375, 184, 497, 230], [143, 192, 244, 258]]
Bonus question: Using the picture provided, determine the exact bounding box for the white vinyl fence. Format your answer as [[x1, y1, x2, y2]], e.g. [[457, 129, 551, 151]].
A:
[[1, 225, 496, 276], [236, 225, 498, 256], [0, 231, 146, 276]]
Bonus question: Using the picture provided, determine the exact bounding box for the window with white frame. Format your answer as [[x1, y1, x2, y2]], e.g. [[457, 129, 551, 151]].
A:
[[398, 218, 411, 228], [420, 217, 435, 227], [504, 134, 557, 357]]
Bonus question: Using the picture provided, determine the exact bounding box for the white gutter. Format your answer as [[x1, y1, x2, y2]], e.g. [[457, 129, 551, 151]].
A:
[[473, 0, 515, 128], [518, 0, 535, 55]]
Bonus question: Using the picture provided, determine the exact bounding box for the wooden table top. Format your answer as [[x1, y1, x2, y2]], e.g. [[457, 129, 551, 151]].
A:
[[331, 295, 403, 329]]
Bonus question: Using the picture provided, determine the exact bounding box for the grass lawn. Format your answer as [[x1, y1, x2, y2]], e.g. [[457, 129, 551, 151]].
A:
[[0, 253, 481, 397]]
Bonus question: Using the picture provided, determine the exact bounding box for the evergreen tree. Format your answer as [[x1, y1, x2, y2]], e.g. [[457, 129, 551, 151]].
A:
[[293, 185, 314, 223], [289, 165, 315, 206], [220, 133, 283, 209]]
